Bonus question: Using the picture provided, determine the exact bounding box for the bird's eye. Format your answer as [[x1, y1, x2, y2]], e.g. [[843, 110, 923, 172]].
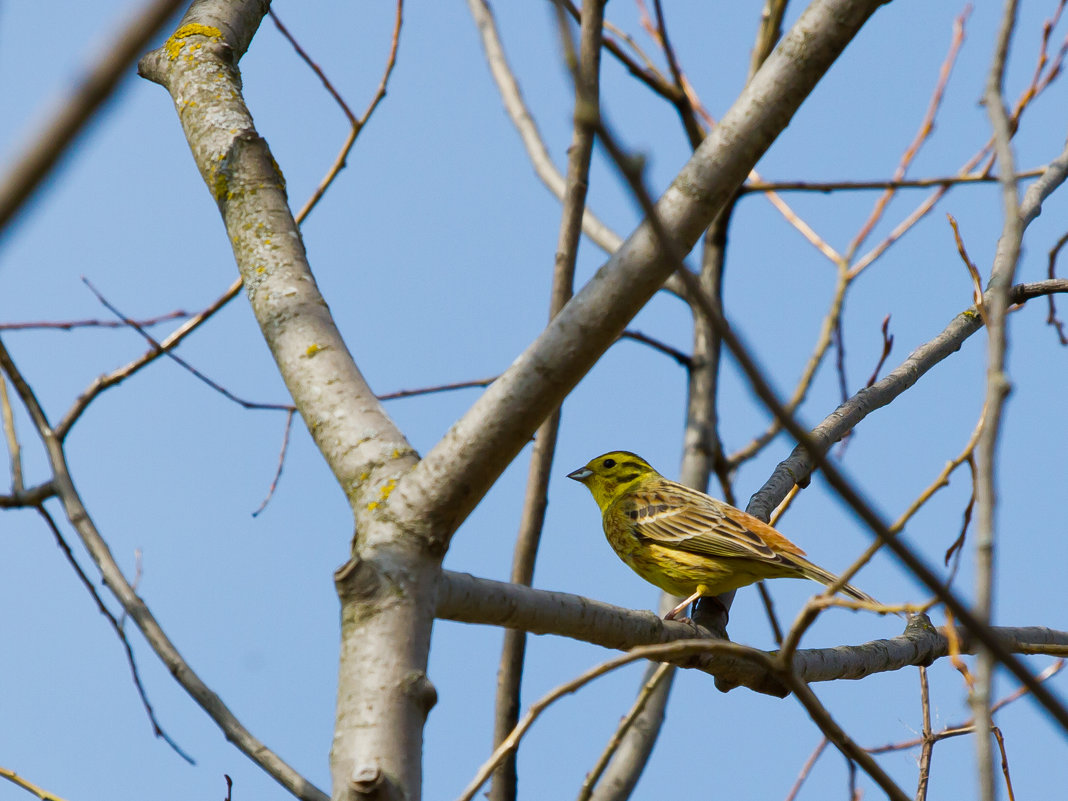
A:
[[602, 458, 616, 469]]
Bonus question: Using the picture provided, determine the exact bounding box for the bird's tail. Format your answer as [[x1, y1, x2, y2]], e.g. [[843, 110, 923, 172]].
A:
[[792, 556, 880, 607]]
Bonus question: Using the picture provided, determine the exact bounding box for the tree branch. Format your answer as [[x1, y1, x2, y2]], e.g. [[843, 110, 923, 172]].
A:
[[435, 571, 1068, 691], [745, 279, 1068, 521], [392, 0, 890, 544], [0, 337, 328, 801], [0, 0, 188, 231], [490, 4, 604, 799]]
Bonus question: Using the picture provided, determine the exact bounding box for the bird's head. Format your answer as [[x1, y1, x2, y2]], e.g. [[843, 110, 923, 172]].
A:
[[567, 451, 658, 509]]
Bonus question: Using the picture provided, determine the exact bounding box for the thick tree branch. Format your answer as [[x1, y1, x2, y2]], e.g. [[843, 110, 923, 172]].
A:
[[436, 571, 1068, 692], [592, 105, 1068, 729], [138, 5, 432, 800], [392, 0, 890, 544]]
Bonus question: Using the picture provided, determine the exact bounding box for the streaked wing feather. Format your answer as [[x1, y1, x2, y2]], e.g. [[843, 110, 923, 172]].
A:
[[618, 484, 806, 563]]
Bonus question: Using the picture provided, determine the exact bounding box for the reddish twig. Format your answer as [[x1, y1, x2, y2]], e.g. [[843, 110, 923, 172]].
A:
[[271, 1, 404, 224], [253, 408, 296, 517], [742, 167, 1046, 194], [846, 6, 969, 261], [947, 214, 987, 324], [0, 310, 190, 331], [784, 738, 829, 801], [864, 315, 894, 388], [83, 278, 294, 412], [1046, 230, 1068, 344]]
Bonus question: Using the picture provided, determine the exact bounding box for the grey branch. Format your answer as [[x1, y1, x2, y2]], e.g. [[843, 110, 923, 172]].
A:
[[435, 571, 1068, 694], [746, 278, 1068, 521], [393, 0, 890, 544]]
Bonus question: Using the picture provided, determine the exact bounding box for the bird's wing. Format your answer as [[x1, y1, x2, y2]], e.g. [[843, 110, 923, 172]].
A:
[[617, 483, 807, 562]]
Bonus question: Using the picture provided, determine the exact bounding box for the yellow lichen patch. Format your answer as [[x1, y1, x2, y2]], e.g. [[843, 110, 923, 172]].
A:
[[163, 23, 223, 60], [366, 478, 398, 511], [305, 343, 323, 357], [210, 168, 229, 203]]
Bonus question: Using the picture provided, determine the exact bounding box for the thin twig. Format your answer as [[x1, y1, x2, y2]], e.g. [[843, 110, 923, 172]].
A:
[[741, 167, 1046, 194], [915, 666, 934, 801], [845, 7, 968, 262], [0, 371, 23, 493], [0, 310, 190, 331], [1045, 230, 1068, 344], [991, 726, 1017, 801], [868, 661, 1065, 759], [784, 737, 829, 801], [36, 505, 195, 763], [57, 278, 244, 440], [947, 214, 988, 324], [561, 0, 683, 103], [82, 278, 294, 412], [0, 338, 329, 801], [618, 329, 691, 367], [0, 766, 73, 801], [252, 408, 295, 517], [376, 377, 497, 400], [576, 663, 673, 801], [271, 1, 404, 224]]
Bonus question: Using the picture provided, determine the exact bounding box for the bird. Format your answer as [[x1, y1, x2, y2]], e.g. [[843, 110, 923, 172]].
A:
[[567, 450, 878, 620]]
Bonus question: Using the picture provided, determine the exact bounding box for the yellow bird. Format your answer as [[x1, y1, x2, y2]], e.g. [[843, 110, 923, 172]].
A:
[[568, 451, 877, 620]]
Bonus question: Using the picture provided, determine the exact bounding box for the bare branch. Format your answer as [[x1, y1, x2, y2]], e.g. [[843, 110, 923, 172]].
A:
[[0, 766, 72, 801], [140, 6, 430, 797], [271, 1, 405, 224], [575, 663, 674, 801], [0, 0, 188, 231], [741, 168, 1046, 194], [0, 337, 328, 801], [252, 408, 296, 517], [36, 506, 194, 764], [57, 278, 244, 441], [394, 0, 891, 542], [746, 279, 1068, 521], [436, 572, 1068, 688], [975, 4, 1023, 798], [467, 0, 623, 256], [491, 4, 604, 799]]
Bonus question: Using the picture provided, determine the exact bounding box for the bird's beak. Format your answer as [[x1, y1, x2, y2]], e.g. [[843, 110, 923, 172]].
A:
[[567, 467, 592, 483]]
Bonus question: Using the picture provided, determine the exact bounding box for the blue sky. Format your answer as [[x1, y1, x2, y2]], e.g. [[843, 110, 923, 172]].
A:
[[2, 2, 1067, 800]]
